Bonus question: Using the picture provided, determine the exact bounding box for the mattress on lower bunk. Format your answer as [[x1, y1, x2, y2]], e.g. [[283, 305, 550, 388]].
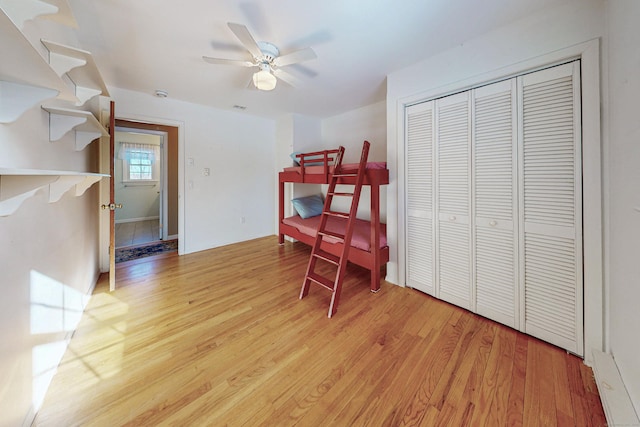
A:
[[282, 214, 387, 252], [283, 161, 387, 174]]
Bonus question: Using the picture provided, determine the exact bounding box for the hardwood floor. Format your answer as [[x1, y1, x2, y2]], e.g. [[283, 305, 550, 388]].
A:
[[34, 236, 605, 426], [115, 219, 160, 248]]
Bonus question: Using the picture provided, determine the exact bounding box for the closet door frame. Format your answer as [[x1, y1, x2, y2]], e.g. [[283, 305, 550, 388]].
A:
[[395, 39, 602, 362]]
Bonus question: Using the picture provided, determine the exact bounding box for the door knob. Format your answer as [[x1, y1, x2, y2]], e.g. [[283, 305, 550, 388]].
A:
[[101, 203, 123, 210]]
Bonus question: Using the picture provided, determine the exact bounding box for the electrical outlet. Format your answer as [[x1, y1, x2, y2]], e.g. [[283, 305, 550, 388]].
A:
[[203, 167, 210, 176], [241, 216, 246, 224]]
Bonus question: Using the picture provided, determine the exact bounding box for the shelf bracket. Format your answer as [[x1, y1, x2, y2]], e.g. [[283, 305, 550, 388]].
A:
[[48, 112, 86, 141], [0, 175, 57, 216], [0, 171, 107, 216], [74, 130, 103, 151], [48, 174, 84, 202], [48, 51, 86, 78], [75, 86, 103, 106], [43, 106, 109, 150], [75, 175, 103, 196]]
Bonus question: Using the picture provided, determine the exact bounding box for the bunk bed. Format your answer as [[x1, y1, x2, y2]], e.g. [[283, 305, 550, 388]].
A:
[[278, 148, 389, 292]]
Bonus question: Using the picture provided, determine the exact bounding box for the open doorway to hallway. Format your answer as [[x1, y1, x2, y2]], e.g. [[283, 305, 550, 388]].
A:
[[114, 128, 163, 247], [114, 119, 179, 262]]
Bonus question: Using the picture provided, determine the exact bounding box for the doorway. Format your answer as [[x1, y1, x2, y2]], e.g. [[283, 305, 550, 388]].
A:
[[114, 128, 165, 247], [113, 119, 180, 262]]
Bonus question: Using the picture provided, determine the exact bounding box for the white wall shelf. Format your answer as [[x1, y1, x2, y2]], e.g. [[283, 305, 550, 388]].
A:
[[41, 39, 110, 106], [0, 0, 77, 30], [0, 169, 108, 216], [42, 106, 109, 150], [0, 8, 75, 123]]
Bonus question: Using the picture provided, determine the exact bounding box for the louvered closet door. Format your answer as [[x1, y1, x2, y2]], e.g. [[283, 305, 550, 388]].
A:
[[519, 61, 583, 355], [436, 91, 472, 309], [473, 80, 519, 329], [406, 102, 435, 295]]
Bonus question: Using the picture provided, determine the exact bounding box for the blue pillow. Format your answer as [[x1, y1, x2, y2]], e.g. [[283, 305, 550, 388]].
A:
[[290, 151, 326, 166], [291, 194, 324, 219]]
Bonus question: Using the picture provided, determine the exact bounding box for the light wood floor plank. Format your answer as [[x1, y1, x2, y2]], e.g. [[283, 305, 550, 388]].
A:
[[34, 236, 605, 426]]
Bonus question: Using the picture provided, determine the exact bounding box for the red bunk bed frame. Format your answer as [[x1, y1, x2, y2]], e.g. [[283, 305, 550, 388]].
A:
[[278, 148, 389, 292]]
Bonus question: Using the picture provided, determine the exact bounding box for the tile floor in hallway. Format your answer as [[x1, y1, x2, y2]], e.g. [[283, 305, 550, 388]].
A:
[[115, 219, 160, 248]]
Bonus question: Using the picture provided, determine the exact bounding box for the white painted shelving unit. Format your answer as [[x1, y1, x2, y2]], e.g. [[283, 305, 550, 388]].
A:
[[0, 169, 108, 216], [41, 39, 110, 105], [0, 7, 75, 123], [0, 1, 112, 216], [42, 106, 109, 150]]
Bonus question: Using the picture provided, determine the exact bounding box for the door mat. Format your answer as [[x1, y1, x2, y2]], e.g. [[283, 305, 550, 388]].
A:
[[115, 240, 178, 263]]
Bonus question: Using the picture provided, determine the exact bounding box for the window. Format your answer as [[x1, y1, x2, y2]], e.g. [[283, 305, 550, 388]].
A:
[[118, 142, 160, 182]]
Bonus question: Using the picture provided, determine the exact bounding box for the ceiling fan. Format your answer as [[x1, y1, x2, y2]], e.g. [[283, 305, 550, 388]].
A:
[[203, 22, 317, 91]]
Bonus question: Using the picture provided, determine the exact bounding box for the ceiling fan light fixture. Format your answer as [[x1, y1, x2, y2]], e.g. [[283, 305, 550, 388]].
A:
[[253, 69, 277, 91]]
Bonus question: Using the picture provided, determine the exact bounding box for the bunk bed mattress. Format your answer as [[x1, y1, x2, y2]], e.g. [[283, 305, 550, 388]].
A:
[[283, 161, 387, 174], [282, 215, 387, 252]]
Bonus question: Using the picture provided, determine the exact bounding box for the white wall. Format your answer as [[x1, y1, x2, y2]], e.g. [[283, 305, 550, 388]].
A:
[[110, 88, 276, 254], [275, 114, 323, 224], [322, 101, 387, 163], [291, 114, 323, 199], [0, 18, 101, 427], [606, 0, 640, 413], [114, 132, 161, 222], [322, 102, 387, 221]]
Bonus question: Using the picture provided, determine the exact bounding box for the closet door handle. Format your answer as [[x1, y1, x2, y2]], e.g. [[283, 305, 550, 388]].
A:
[[489, 220, 497, 227], [449, 216, 456, 222]]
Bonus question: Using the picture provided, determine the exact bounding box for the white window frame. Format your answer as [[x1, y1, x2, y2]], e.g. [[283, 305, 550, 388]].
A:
[[120, 143, 160, 183]]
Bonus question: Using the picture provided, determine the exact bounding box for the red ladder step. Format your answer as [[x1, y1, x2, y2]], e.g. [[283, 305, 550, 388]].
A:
[[318, 229, 345, 241], [306, 272, 335, 291], [313, 249, 340, 265], [323, 210, 350, 219]]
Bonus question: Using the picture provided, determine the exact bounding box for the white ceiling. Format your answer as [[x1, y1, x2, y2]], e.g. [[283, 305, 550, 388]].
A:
[[68, 0, 567, 119]]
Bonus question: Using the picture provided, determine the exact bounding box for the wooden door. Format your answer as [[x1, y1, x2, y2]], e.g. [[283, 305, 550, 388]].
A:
[[108, 101, 115, 290], [99, 100, 116, 290]]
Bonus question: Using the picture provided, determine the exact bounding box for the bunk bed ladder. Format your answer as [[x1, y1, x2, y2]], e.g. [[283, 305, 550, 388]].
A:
[[300, 141, 370, 318]]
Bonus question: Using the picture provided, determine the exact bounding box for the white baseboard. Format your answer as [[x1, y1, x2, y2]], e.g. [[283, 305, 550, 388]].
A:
[[115, 216, 160, 224], [167, 234, 178, 240], [592, 350, 640, 426]]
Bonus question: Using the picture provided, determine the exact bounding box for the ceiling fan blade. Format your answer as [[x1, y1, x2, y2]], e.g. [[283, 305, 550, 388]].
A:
[[273, 69, 301, 88], [227, 22, 263, 59], [202, 56, 255, 67], [273, 47, 317, 67]]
